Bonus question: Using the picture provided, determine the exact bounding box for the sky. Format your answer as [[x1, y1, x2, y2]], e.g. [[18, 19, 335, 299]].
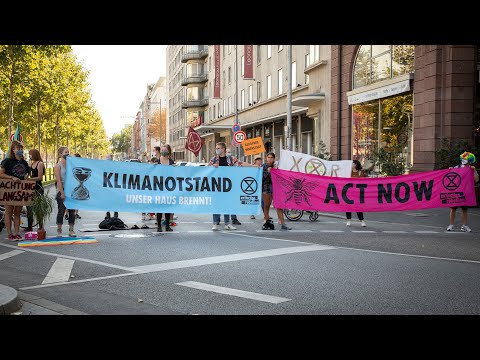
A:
[[71, 45, 167, 138]]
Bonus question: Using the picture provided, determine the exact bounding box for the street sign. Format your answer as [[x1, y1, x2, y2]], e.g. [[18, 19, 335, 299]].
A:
[[231, 139, 240, 148], [233, 131, 247, 144], [232, 124, 241, 133]]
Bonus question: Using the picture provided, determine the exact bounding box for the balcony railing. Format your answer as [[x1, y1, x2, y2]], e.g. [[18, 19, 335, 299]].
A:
[[181, 47, 209, 62], [181, 98, 209, 109], [181, 73, 209, 86]]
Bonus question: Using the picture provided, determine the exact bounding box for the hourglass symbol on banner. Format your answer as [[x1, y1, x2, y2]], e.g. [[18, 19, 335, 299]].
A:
[[71, 167, 92, 200]]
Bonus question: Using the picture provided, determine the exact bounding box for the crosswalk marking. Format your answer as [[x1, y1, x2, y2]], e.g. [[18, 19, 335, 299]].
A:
[[177, 281, 291, 304], [42, 258, 75, 284], [0, 249, 24, 261]]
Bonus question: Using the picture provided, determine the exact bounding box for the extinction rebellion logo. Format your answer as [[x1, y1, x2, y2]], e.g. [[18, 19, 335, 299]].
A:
[[440, 172, 465, 204], [240, 177, 259, 205]]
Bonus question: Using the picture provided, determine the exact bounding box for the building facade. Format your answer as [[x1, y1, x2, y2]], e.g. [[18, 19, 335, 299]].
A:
[[331, 45, 479, 173], [190, 45, 329, 164]]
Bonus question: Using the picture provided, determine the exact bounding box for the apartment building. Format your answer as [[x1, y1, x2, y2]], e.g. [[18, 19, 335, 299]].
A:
[[186, 45, 330, 163]]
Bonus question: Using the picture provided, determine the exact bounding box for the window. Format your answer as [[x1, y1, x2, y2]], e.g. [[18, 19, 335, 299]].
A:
[[223, 99, 226, 116], [278, 45, 283, 52], [267, 75, 272, 99], [223, 70, 226, 88], [278, 69, 283, 94], [228, 97, 232, 114], [241, 89, 245, 110], [353, 45, 414, 89], [241, 56, 244, 77], [267, 45, 272, 59], [209, 56, 211, 71], [257, 45, 262, 64], [223, 45, 226, 59], [249, 85, 253, 105], [257, 81, 261, 102], [305, 74, 309, 85], [292, 62, 297, 89], [228, 66, 231, 84], [228, 45, 231, 54], [213, 103, 216, 119]]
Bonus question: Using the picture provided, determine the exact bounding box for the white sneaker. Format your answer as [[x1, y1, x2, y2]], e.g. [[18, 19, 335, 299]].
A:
[[212, 224, 219, 231], [460, 225, 472, 232], [361, 220, 366, 227], [346, 220, 351, 226], [446, 225, 454, 231], [224, 224, 237, 230]]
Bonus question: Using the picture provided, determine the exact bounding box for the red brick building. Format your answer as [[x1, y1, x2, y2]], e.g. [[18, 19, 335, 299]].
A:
[[330, 45, 479, 173]]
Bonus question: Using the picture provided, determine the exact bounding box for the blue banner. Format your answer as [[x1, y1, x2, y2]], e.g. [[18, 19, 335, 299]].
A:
[[63, 157, 262, 215]]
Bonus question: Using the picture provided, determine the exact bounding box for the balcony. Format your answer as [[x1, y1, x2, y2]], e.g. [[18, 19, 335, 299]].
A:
[[181, 98, 209, 109], [181, 73, 209, 86], [181, 47, 209, 62]]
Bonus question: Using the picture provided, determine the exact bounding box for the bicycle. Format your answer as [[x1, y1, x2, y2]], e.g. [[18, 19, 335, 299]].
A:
[[283, 209, 319, 222], [0, 205, 38, 232]]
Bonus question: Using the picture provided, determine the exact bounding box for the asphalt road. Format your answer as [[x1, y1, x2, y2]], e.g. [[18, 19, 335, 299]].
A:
[[0, 186, 479, 315]]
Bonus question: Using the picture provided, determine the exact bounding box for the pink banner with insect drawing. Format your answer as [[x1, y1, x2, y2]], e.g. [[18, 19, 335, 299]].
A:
[[271, 167, 477, 212]]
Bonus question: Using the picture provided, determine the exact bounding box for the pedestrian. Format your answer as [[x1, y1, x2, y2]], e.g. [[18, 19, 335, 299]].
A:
[[67, 153, 82, 220], [104, 154, 119, 219], [447, 151, 479, 232], [154, 145, 175, 232], [261, 152, 291, 231], [225, 148, 242, 225], [250, 156, 264, 219], [26, 149, 45, 232], [54, 146, 76, 237], [346, 160, 367, 227], [0, 141, 30, 240], [208, 142, 251, 231]]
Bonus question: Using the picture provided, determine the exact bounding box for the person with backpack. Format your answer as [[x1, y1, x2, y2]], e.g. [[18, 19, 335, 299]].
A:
[[208, 142, 253, 231], [446, 151, 479, 232]]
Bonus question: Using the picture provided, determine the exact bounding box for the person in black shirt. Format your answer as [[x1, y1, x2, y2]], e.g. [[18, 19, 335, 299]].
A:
[[0, 141, 30, 241], [26, 149, 45, 231]]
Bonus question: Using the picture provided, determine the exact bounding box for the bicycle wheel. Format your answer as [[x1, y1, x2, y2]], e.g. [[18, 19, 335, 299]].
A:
[[309, 212, 319, 222], [283, 209, 303, 221]]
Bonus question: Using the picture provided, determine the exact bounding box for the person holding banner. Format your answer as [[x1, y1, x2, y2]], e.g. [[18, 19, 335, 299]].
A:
[[250, 156, 265, 219], [262, 152, 291, 231], [208, 142, 250, 231], [346, 160, 367, 227], [54, 146, 76, 237], [447, 152, 479, 232], [0, 141, 30, 241], [26, 149, 45, 232], [154, 145, 175, 232]]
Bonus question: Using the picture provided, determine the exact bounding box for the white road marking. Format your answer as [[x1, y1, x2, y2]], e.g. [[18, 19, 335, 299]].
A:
[[131, 245, 334, 273], [177, 281, 290, 304], [414, 231, 440, 234], [318, 230, 344, 233], [42, 258, 75, 284], [188, 231, 214, 233], [0, 249, 24, 260], [287, 230, 313, 233], [351, 231, 376, 233], [383, 231, 407, 233]]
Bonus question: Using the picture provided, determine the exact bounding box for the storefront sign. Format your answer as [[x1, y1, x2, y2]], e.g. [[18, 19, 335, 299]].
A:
[[244, 45, 254, 79], [348, 79, 410, 105], [214, 45, 221, 98]]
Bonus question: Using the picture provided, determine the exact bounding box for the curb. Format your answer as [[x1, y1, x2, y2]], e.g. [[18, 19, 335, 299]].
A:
[[0, 284, 21, 315]]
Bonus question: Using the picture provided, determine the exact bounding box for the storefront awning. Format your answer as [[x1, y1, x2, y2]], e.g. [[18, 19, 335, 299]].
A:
[[291, 93, 325, 107]]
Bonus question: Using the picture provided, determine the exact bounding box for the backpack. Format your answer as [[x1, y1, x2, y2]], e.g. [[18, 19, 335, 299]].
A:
[[99, 216, 128, 230]]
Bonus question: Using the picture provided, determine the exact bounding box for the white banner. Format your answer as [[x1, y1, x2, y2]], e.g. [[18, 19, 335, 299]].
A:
[[278, 150, 352, 178]]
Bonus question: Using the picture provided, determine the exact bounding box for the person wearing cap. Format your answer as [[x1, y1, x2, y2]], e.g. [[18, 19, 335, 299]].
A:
[[446, 151, 479, 232]]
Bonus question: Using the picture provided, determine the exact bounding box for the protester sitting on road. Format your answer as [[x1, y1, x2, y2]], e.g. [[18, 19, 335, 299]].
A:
[[54, 146, 76, 237], [447, 152, 479, 232], [262, 152, 291, 231], [346, 160, 367, 227], [0, 141, 30, 240]]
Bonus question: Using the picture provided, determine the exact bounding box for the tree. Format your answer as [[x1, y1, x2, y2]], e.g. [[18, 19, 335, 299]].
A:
[[148, 108, 167, 144], [111, 124, 133, 158]]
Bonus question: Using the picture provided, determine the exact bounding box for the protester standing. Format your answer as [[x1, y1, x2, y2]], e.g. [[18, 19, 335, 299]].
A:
[[154, 145, 175, 232], [26, 149, 45, 232], [54, 146, 76, 237], [345, 160, 367, 227]]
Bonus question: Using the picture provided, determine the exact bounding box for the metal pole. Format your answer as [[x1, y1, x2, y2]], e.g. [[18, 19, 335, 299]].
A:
[[235, 45, 239, 159], [286, 45, 292, 151]]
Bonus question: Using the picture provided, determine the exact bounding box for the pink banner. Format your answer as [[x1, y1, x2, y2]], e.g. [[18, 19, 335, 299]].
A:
[[271, 167, 477, 212], [244, 45, 253, 79], [214, 45, 221, 98]]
